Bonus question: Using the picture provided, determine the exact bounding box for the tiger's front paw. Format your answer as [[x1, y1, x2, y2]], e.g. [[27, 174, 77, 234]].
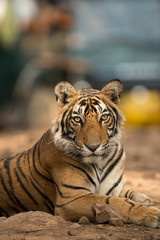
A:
[[148, 200, 160, 210], [143, 213, 160, 228], [133, 206, 160, 228]]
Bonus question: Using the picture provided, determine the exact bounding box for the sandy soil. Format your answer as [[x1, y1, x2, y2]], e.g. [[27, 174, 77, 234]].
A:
[[0, 125, 160, 239]]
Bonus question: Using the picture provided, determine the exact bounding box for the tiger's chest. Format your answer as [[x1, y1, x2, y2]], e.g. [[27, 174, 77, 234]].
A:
[[91, 156, 124, 197], [96, 171, 123, 197]]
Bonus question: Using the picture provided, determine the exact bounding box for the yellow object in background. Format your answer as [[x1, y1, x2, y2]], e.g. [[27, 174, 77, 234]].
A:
[[120, 86, 160, 126], [0, 0, 17, 49]]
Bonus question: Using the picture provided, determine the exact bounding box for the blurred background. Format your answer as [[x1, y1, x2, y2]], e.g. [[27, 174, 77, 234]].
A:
[[0, 0, 160, 128], [0, 0, 160, 199]]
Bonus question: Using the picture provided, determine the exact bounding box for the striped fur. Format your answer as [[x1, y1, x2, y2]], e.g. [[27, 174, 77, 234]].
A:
[[0, 80, 160, 228]]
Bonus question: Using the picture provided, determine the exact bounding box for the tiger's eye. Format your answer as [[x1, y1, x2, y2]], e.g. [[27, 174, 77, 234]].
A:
[[73, 116, 81, 123], [101, 114, 109, 121]]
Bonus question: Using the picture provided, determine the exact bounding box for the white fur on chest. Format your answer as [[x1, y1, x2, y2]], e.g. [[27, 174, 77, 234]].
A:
[[93, 151, 125, 197]]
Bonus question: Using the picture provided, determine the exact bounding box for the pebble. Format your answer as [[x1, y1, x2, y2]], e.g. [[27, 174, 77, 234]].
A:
[[71, 222, 80, 228], [79, 216, 90, 225], [68, 229, 77, 236]]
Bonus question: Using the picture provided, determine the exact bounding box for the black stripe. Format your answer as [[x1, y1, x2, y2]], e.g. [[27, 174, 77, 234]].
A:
[[0, 207, 9, 217], [37, 136, 51, 176], [62, 110, 76, 138], [44, 201, 55, 214], [79, 99, 87, 106], [106, 197, 111, 205], [73, 111, 79, 115], [91, 105, 97, 113], [101, 144, 118, 172], [62, 183, 91, 192], [66, 109, 72, 126], [105, 108, 115, 133], [54, 181, 70, 198], [61, 116, 64, 133], [111, 106, 119, 128], [90, 99, 98, 113], [0, 172, 17, 205], [67, 120, 75, 133], [55, 127, 59, 133], [102, 109, 108, 113], [14, 169, 38, 205], [56, 193, 92, 208], [129, 191, 134, 200], [32, 142, 53, 183], [131, 192, 134, 199], [125, 199, 135, 212], [66, 162, 96, 188], [30, 178, 55, 210], [12, 194, 29, 212], [95, 96, 100, 100], [91, 164, 100, 183], [91, 99, 101, 106], [1, 171, 29, 212], [101, 148, 123, 182], [125, 190, 130, 198], [111, 106, 118, 118], [105, 174, 122, 196], [4, 156, 14, 190], [93, 97, 103, 106], [107, 105, 118, 135], [61, 109, 68, 132], [84, 103, 89, 115], [128, 191, 133, 199], [17, 152, 28, 182], [27, 150, 45, 190]]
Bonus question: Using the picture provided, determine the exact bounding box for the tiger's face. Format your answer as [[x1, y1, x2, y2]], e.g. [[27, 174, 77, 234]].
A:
[[53, 80, 124, 164]]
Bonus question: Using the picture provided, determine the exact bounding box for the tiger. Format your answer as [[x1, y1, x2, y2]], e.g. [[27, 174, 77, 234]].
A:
[[0, 79, 160, 228]]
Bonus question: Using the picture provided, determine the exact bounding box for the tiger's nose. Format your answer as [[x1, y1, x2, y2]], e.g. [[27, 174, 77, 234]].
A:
[[85, 144, 100, 152]]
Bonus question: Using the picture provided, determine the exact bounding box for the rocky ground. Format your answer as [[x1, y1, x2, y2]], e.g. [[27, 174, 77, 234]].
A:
[[0, 126, 160, 240], [0, 211, 160, 240]]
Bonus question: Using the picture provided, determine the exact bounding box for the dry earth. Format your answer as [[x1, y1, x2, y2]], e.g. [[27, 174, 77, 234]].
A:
[[0, 126, 160, 240]]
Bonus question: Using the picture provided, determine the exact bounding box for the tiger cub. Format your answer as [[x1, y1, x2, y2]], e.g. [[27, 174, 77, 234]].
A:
[[0, 80, 160, 228]]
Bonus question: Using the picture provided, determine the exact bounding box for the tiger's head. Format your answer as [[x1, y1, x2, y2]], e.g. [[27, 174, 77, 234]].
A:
[[53, 80, 125, 164]]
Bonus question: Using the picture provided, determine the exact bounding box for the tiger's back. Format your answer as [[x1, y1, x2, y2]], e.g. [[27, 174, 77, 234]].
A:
[[0, 130, 56, 216]]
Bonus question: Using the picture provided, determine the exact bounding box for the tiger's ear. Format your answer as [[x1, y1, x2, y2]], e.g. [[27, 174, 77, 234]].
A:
[[55, 82, 77, 109], [101, 79, 123, 104]]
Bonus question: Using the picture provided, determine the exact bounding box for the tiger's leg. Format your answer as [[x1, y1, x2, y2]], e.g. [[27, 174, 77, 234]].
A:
[[120, 186, 160, 209], [55, 192, 160, 228]]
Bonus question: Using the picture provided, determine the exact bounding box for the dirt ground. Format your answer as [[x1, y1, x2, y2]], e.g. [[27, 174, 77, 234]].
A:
[[0, 125, 160, 239]]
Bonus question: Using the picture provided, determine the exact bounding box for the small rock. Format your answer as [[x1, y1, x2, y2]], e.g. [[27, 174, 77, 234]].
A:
[[79, 216, 90, 225], [71, 222, 80, 228], [68, 229, 77, 236], [93, 201, 110, 223], [93, 201, 125, 225]]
